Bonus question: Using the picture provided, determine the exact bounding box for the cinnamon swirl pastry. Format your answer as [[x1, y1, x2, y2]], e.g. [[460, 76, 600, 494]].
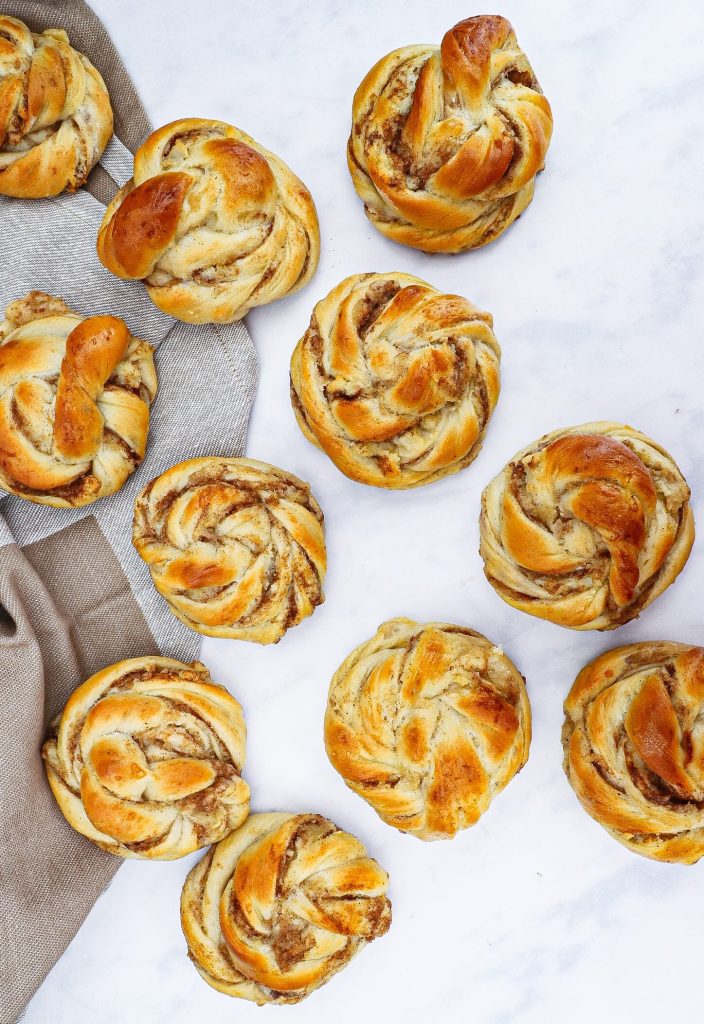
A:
[[181, 812, 391, 1003], [0, 16, 113, 198], [0, 291, 156, 506], [348, 16, 552, 252], [325, 618, 530, 839], [133, 457, 326, 643], [43, 657, 249, 860], [480, 422, 694, 629], [563, 642, 704, 863], [290, 273, 500, 487], [97, 118, 319, 323]]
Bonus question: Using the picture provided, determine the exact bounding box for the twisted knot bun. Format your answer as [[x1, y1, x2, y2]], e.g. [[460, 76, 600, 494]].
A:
[[563, 642, 704, 864], [133, 458, 326, 644], [42, 657, 249, 860], [325, 619, 530, 840], [480, 423, 694, 630], [0, 291, 156, 506], [348, 16, 552, 252], [181, 812, 391, 1004], [291, 273, 500, 488], [97, 118, 319, 323], [0, 16, 112, 198]]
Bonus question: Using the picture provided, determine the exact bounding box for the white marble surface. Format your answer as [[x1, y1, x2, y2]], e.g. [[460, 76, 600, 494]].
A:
[[23, 1, 704, 1021]]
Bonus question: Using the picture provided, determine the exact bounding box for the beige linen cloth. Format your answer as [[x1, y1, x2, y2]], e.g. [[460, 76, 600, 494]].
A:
[[0, 3, 258, 1021]]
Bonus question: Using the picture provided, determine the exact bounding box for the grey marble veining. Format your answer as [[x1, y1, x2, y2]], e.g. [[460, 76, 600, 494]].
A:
[[22, 1, 704, 1022]]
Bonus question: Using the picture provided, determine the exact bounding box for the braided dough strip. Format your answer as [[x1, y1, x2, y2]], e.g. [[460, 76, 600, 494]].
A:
[[181, 812, 391, 1003], [0, 291, 156, 506], [290, 272, 500, 488], [133, 457, 326, 643], [0, 16, 112, 198], [325, 618, 530, 839], [348, 16, 552, 252], [97, 118, 319, 323], [479, 422, 694, 629], [563, 642, 704, 863], [43, 656, 250, 860]]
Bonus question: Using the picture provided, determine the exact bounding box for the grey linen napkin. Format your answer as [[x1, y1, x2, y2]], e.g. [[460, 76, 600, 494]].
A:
[[0, 3, 258, 1021]]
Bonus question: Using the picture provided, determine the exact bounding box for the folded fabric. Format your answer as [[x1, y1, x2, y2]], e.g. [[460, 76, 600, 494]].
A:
[[0, 3, 258, 1021]]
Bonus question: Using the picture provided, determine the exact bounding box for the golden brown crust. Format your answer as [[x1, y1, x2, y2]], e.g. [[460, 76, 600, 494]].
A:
[[0, 17, 112, 198], [97, 118, 320, 323], [180, 812, 391, 1004], [479, 422, 694, 630], [42, 656, 250, 860], [325, 618, 530, 839], [0, 291, 156, 507], [348, 16, 552, 252], [290, 272, 501, 488], [563, 642, 704, 863], [132, 457, 326, 643], [97, 172, 192, 279]]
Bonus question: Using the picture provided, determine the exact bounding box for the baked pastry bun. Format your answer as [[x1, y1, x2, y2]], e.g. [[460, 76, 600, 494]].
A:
[[0, 16, 112, 198], [325, 618, 530, 839], [480, 422, 694, 630], [181, 812, 391, 1004], [0, 291, 156, 506], [42, 657, 249, 860], [348, 16, 552, 252], [290, 272, 500, 488], [97, 118, 320, 323], [563, 642, 704, 864], [133, 457, 326, 643]]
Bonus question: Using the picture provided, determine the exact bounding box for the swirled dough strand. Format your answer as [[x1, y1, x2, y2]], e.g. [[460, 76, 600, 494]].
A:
[[325, 619, 530, 839], [97, 118, 320, 323], [0, 16, 113, 198], [181, 812, 391, 1004], [563, 642, 704, 863], [291, 272, 500, 487], [42, 657, 250, 860], [479, 422, 694, 629], [348, 15, 552, 252], [0, 291, 156, 506], [133, 457, 326, 643]]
